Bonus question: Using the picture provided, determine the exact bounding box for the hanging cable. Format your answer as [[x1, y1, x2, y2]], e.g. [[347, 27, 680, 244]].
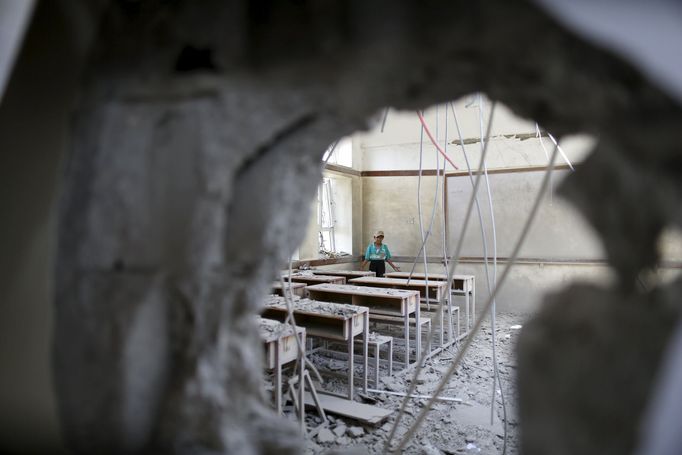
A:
[[380, 107, 390, 133], [415, 119, 429, 313], [477, 94, 502, 430], [535, 123, 574, 172], [278, 257, 326, 432], [385, 103, 497, 453], [536, 123, 554, 204], [450, 102, 491, 333], [279, 269, 307, 431], [323, 141, 339, 165], [391, 140, 560, 454], [406, 113, 444, 296], [441, 105, 455, 342], [547, 132, 574, 171], [417, 111, 459, 170], [453, 100, 508, 455]]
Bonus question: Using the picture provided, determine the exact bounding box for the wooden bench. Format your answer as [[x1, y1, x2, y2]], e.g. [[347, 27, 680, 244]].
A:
[[320, 333, 395, 387], [370, 314, 432, 358], [355, 334, 393, 387], [385, 272, 475, 332], [419, 304, 460, 341]]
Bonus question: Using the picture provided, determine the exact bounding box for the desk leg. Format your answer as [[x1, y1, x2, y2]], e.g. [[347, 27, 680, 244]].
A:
[[363, 312, 369, 394], [415, 304, 421, 366], [446, 287, 453, 343], [374, 343, 380, 387], [275, 340, 282, 415], [388, 338, 393, 376], [299, 333, 305, 431], [404, 314, 409, 368], [471, 278, 476, 329], [438, 291, 444, 348], [347, 321, 354, 400], [465, 287, 470, 332], [457, 306, 461, 339]]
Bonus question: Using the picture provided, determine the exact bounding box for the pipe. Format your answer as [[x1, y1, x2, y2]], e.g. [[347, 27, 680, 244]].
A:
[[477, 95, 501, 428], [380, 107, 390, 133], [416, 111, 459, 170], [385, 103, 497, 453]]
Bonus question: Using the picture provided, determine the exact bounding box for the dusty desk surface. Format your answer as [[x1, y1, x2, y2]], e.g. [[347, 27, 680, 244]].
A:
[[310, 270, 376, 278]]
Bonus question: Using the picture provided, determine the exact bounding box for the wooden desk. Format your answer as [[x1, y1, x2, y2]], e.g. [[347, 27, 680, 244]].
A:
[[306, 283, 421, 365], [284, 274, 347, 286], [348, 276, 447, 302], [262, 297, 368, 400], [384, 272, 475, 333], [310, 270, 376, 279], [258, 317, 306, 415], [384, 272, 471, 292], [272, 281, 307, 298]]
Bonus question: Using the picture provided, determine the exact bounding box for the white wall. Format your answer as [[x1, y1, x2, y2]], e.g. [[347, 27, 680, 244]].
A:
[[446, 169, 606, 260], [362, 175, 445, 258], [358, 98, 594, 172]]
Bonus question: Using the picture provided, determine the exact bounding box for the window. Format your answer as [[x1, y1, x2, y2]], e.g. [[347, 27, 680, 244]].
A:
[[322, 136, 353, 168], [317, 178, 336, 253], [315, 175, 353, 257]]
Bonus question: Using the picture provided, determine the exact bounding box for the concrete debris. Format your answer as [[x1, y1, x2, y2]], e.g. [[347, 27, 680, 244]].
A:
[[347, 426, 364, 438], [328, 361, 345, 371], [332, 425, 347, 437], [335, 436, 350, 445], [316, 428, 336, 444], [510, 325, 522, 330], [420, 441, 443, 455], [382, 377, 405, 392], [258, 317, 298, 342]]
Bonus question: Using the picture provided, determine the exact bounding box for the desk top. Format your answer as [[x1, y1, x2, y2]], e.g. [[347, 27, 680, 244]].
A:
[[258, 317, 304, 343], [306, 283, 419, 300], [348, 276, 448, 289], [310, 270, 376, 278], [264, 296, 367, 319], [384, 272, 474, 281], [284, 274, 346, 283], [272, 281, 307, 289]]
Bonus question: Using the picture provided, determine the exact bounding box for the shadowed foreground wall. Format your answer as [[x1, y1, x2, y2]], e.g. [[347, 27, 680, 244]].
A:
[[2, 0, 682, 453]]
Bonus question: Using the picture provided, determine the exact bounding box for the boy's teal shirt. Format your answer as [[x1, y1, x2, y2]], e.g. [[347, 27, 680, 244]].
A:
[[365, 243, 391, 261]]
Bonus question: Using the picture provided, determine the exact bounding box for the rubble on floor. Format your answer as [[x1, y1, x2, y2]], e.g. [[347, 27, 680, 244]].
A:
[[296, 312, 527, 454]]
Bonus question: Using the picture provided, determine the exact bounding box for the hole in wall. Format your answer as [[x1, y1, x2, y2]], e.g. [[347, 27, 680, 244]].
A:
[[294, 96, 609, 315]]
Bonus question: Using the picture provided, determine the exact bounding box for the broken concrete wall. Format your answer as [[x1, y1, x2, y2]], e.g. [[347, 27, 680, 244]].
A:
[[2, 0, 682, 453]]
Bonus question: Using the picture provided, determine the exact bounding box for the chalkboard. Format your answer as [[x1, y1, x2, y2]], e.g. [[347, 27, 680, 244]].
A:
[[445, 169, 606, 260]]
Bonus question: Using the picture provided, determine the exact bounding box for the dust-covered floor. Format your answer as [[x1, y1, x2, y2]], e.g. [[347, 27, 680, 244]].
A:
[[290, 312, 528, 454]]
